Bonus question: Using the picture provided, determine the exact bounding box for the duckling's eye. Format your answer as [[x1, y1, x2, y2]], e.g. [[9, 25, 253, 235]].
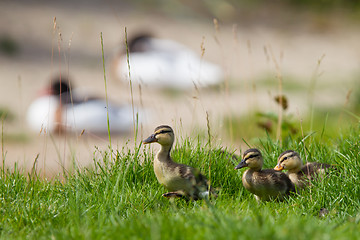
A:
[[283, 156, 288, 160], [245, 154, 258, 160], [158, 130, 172, 134]]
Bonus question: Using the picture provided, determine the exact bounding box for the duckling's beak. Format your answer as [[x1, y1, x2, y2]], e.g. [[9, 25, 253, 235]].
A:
[[274, 164, 284, 171], [234, 159, 247, 170], [143, 134, 157, 144]]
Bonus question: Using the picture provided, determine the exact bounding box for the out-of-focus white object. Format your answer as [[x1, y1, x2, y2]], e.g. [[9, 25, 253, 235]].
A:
[[26, 79, 142, 135], [114, 34, 224, 89]]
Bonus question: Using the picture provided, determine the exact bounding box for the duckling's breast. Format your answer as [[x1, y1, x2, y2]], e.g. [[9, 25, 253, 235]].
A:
[[288, 172, 307, 189], [242, 169, 268, 196], [242, 169, 292, 200], [242, 169, 254, 191], [153, 160, 166, 184]]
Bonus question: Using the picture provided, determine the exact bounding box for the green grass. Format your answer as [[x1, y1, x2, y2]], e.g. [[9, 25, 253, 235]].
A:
[[0, 107, 14, 122], [0, 126, 360, 239], [225, 106, 359, 144], [254, 74, 309, 92], [0, 35, 19, 57]]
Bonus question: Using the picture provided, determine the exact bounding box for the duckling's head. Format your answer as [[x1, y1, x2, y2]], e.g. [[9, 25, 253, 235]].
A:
[[143, 125, 174, 147], [235, 148, 263, 171], [274, 150, 302, 172]]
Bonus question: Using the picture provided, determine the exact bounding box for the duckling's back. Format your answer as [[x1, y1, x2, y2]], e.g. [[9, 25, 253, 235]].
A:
[[291, 162, 334, 189], [301, 162, 333, 177], [242, 169, 294, 201]]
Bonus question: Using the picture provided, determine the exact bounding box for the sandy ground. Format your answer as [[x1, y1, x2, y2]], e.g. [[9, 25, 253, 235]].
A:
[[0, 1, 359, 177]]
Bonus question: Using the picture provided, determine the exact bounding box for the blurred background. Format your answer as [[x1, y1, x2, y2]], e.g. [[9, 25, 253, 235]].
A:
[[0, 0, 359, 176]]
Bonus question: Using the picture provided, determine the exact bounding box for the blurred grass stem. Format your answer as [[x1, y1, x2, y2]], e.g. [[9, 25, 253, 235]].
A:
[[100, 32, 112, 159], [125, 27, 138, 145]]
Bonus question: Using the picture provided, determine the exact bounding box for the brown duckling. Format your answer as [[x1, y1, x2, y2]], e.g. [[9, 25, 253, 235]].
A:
[[235, 148, 294, 201], [274, 150, 333, 189], [143, 125, 216, 200]]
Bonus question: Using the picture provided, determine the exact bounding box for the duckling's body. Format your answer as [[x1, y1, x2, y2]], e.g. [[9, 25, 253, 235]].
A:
[[241, 168, 295, 201], [143, 125, 214, 200], [275, 150, 333, 189], [235, 149, 294, 201]]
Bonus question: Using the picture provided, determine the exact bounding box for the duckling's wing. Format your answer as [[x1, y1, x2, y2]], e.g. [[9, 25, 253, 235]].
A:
[[179, 165, 206, 187], [277, 171, 295, 194], [178, 165, 213, 199], [191, 168, 209, 188], [261, 169, 295, 195]]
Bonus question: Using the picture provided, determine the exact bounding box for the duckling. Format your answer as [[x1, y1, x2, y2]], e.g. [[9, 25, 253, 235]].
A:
[[143, 125, 215, 200], [235, 148, 294, 201], [274, 150, 333, 189]]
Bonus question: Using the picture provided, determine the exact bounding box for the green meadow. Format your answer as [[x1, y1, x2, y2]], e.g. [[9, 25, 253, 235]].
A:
[[0, 122, 359, 239]]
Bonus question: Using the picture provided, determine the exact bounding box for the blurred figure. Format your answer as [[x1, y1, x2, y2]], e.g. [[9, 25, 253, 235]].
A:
[[26, 76, 143, 135], [113, 33, 224, 89]]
